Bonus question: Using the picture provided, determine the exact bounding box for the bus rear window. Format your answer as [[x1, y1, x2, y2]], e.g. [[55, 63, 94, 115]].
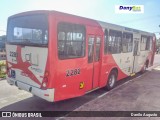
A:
[[7, 14, 48, 46]]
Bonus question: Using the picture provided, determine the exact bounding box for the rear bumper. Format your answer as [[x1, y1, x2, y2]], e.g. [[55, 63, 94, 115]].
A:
[[7, 77, 54, 102]]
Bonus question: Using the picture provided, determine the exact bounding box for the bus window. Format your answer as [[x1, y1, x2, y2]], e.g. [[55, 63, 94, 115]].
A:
[[141, 35, 148, 51], [104, 29, 108, 54], [88, 37, 94, 63], [95, 37, 101, 62], [108, 30, 122, 54], [122, 32, 133, 53], [146, 36, 152, 51], [58, 22, 86, 59], [7, 14, 48, 46], [149, 37, 153, 51]]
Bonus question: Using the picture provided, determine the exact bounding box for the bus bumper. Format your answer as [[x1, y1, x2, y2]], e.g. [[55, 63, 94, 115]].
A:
[[7, 78, 55, 102]]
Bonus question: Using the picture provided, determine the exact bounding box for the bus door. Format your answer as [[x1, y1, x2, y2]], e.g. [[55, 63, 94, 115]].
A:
[[132, 37, 140, 73], [88, 35, 101, 89]]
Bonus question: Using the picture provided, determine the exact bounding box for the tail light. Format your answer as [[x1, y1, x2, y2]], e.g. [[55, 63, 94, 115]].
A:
[[41, 71, 49, 90], [42, 77, 48, 87]]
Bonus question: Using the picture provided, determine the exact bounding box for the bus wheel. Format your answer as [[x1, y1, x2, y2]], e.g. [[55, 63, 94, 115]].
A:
[[141, 61, 148, 73], [106, 70, 117, 90], [143, 64, 147, 71]]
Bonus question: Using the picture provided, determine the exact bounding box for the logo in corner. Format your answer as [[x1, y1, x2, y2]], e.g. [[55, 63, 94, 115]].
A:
[[115, 5, 144, 14]]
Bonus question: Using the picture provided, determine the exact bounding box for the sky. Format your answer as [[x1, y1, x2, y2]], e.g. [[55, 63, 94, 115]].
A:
[[0, 0, 160, 38]]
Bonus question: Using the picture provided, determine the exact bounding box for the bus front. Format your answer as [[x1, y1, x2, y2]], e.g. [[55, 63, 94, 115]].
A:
[[6, 12, 54, 102]]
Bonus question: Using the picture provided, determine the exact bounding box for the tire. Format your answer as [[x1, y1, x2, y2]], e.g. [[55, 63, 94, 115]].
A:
[[106, 70, 117, 90], [143, 64, 147, 71], [141, 61, 148, 73]]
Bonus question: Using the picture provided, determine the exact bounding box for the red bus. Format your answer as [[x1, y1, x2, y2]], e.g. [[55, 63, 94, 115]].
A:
[[6, 11, 156, 102]]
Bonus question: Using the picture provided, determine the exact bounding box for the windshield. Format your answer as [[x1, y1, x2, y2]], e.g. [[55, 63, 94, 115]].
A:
[[7, 14, 48, 46]]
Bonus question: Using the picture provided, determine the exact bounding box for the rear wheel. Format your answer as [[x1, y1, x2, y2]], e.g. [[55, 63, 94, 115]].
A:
[[141, 61, 148, 73], [143, 64, 147, 71], [106, 70, 117, 90]]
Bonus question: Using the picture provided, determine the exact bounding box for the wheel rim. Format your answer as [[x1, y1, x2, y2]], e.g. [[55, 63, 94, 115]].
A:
[[109, 74, 115, 87]]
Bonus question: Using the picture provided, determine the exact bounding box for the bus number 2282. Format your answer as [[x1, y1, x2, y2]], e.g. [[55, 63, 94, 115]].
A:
[[66, 68, 80, 77]]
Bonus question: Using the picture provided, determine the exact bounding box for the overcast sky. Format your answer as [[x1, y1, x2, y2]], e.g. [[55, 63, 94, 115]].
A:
[[0, 0, 160, 38]]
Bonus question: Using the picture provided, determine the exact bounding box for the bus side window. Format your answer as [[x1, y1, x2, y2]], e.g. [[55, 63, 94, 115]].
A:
[[88, 37, 94, 63], [108, 30, 122, 54], [149, 37, 153, 51], [141, 35, 148, 51], [104, 29, 108, 54], [95, 37, 101, 62], [122, 32, 133, 53], [57, 22, 86, 59], [146, 36, 152, 51]]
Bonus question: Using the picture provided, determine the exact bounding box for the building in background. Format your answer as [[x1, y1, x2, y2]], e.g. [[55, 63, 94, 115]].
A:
[[0, 35, 6, 60]]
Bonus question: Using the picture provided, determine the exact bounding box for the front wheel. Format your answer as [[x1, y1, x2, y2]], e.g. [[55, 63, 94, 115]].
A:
[[106, 70, 117, 90]]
